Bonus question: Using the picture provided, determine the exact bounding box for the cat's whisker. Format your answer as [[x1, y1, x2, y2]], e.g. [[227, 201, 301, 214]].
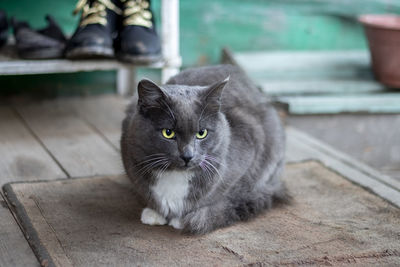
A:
[[142, 153, 167, 159], [199, 160, 209, 177], [201, 162, 213, 183], [143, 159, 169, 174], [157, 161, 170, 178], [136, 158, 169, 176], [204, 159, 224, 184], [135, 154, 169, 170], [201, 161, 211, 181], [205, 155, 225, 167], [136, 156, 168, 167]]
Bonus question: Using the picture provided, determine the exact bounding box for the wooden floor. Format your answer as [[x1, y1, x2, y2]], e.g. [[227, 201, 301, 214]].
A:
[[1, 94, 399, 266], [0, 95, 130, 266]]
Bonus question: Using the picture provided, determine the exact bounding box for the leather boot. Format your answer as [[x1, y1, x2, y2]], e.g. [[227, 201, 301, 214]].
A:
[[0, 10, 9, 47], [65, 0, 123, 59], [115, 0, 161, 64]]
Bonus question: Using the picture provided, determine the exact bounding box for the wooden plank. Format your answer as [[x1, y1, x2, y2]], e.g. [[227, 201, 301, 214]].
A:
[[0, 106, 66, 183], [288, 126, 400, 191], [0, 193, 39, 266], [260, 79, 385, 96], [0, 46, 164, 75], [14, 100, 123, 177], [278, 94, 400, 114], [64, 95, 130, 150], [286, 127, 400, 207]]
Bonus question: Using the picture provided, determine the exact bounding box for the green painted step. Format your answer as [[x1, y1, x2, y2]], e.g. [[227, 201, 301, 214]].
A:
[[260, 80, 385, 96], [232, 50, 400, 114], [277, 94, 400, 114]]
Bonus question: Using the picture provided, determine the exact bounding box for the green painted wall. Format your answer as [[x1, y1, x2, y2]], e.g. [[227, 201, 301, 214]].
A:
[[1, 0, 399, 95]]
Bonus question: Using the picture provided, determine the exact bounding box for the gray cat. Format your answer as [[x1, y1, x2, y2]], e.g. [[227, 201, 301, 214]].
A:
[[121, 64, 287, 234]]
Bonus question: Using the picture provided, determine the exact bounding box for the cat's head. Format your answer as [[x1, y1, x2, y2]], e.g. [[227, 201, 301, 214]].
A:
[[123, 77, 230, 175]]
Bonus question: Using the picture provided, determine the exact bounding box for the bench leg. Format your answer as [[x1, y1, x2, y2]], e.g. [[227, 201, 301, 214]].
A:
[[117, 67, 136, 96], [161, 0, 181, 83]]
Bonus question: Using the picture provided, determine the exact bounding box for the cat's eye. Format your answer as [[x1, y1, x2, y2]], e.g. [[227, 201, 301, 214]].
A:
[[162, 128, 175, 139], [196, 129, 208, 139]]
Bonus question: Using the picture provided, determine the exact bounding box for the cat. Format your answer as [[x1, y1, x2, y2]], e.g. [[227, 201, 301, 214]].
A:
[[121, 64, 287, 234]]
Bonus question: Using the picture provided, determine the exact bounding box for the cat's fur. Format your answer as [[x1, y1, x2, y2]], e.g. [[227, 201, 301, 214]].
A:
[[121, 64, 286, 234]]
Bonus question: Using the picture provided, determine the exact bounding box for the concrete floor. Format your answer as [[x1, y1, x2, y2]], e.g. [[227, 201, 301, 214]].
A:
[[288, 114, 400, 181]]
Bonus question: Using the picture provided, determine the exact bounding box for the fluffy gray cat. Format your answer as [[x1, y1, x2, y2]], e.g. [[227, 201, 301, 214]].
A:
[[121, 64, 286, 234]]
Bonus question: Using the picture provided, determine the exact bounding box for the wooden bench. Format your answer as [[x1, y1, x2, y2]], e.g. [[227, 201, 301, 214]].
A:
[[0, 0, 181, 96]]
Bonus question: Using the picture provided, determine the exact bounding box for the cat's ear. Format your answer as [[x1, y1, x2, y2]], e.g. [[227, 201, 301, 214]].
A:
[[202, 76, 229, 109], [137, 79, 166, 108]]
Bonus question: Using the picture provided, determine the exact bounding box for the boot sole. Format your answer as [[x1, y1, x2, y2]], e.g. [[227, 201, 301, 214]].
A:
[[65, 46, 114, 59], [117, 52, 162, 65], [18, 47, 64, 59]]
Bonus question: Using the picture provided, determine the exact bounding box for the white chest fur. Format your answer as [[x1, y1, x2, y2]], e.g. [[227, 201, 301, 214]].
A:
[[151, 170, 193, 217]]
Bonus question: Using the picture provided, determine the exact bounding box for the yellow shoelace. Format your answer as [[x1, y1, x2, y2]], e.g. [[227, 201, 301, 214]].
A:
[[73, 0, 122, 26], [122, 0, 153, 28]]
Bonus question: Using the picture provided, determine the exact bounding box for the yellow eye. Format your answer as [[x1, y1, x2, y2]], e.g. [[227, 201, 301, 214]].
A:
[[196, 129, 208, 139], [162, 129, 175, 139]]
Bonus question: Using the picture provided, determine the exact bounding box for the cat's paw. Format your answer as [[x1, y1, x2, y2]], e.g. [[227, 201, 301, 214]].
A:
[[182, 207, 209, 234], [141, 208, 167, 225], [168, 217, 183, 229]]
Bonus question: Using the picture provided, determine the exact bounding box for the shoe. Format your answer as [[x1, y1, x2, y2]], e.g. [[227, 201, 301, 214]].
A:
[[11, 15, 67, 59], [65, 0, 123, 59], [115, 0, 161, 64], [0, 10, 8, 47]]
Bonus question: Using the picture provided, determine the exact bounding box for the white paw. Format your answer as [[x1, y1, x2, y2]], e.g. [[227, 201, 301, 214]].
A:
[[141, 208, 167, 225], [168, 217, 183, 229]]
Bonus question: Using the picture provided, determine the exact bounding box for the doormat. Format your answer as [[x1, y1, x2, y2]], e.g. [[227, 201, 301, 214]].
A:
[[3, 161, 400, 266]]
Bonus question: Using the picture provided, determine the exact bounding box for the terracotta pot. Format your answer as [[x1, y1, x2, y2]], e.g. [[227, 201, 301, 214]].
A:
[[359, 14, 400, 88]]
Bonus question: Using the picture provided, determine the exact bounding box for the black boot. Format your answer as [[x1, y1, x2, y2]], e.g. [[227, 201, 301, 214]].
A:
[[11, 15, 67, 59], [115, 0, 161, 64], [65, 0, 123, 59], [0, 10, 8, 47]]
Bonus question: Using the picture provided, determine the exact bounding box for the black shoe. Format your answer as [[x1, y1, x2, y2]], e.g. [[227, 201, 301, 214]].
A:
[[65, 0, 123, 59], [11, 15, 67, 59], [115, 0, 161, 64], [0, 10, 8, 47]]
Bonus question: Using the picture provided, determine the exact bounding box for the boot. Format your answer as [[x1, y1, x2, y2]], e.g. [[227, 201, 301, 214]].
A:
[[65, 0, 122, 59], [0, 10, 8, 47], [115, 0, 161, 64], [11, 15, 67, 59]]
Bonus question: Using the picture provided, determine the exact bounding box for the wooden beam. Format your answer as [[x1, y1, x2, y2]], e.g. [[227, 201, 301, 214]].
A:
[[0, 193, 39, 267], [286, 127, 400, 207]]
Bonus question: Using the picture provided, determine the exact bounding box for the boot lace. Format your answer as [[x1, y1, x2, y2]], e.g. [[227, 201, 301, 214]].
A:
[[73, 0, 122, 26], [121, 0, 153, 28]]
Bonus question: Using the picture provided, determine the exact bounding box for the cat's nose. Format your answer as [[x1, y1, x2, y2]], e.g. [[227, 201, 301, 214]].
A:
[[180, 155, 193, 165], [180, 146, 194, 165]]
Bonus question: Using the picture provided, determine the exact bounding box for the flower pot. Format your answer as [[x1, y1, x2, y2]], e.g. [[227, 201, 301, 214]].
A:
[[359, 14, 400, 88]]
